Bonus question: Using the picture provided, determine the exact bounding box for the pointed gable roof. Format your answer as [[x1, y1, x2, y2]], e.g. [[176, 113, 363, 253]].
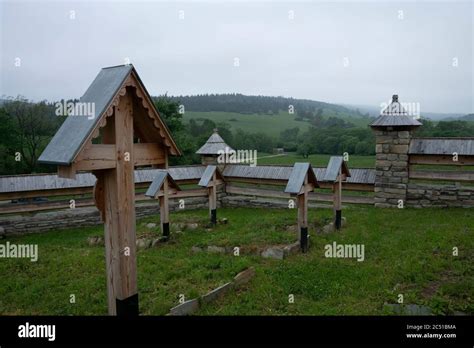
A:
[[145, 170, 180, 198], [196, 129, 234, 155], [284, 162, 318, 194], [198, 165, 224, 187], [323, 156, 351, 182], [370, 95, 422, 128], [39, 65, 181, 166]]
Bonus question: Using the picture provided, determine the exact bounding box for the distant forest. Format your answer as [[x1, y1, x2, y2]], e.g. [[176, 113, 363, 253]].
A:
[[166, 93, 364, 116], [0, 94, 473, 175]]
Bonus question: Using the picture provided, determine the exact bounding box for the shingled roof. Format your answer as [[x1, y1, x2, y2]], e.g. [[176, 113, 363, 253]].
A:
[[196, 129, 234, 155], [284, 163, 318, 194], [409, 138, 474, 156], [145, 170, 180, 198], [38, 64, 181, 166], [322, 156, 351, 182], [370, 95, 422, 128]]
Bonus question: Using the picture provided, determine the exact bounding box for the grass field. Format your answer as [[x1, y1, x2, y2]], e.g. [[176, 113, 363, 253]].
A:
[[257, 153, 375, 168], [183, 111, 311, 137], [183, 111, 371, 137], [0, 206, 472, 315]]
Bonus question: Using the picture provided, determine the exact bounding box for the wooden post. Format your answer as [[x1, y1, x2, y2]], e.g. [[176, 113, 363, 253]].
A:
[[99, 92, 139, 316], [209, 171, 217, 224], [298, 175, 309, 253], [334, 167, 342, 230], [159, 179, 170, 238]]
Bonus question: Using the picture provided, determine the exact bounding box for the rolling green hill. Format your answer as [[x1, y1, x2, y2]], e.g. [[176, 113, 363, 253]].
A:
[[162, 93, 373, 137], [183, 111, 371, 137]]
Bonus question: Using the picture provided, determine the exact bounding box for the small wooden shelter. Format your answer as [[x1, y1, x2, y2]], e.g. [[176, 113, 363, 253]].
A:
[[145, 170, 181, 237], [198, 165, 224, 224], [284, 163, 318, 252], [196, 129, 234, 168], [39, 64, 181, 316], [323, 156, 350, 230]]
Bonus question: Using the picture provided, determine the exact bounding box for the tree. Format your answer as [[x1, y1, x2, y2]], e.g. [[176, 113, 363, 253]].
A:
[[153, 95, 184, 133], [2, 97, 59, 173], [297, 141, 312, 158]]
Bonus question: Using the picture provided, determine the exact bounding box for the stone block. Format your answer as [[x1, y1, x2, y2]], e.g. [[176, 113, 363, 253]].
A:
[[169, 299, 200, 316], [207, 245, 226, 254], [283, 242, 301, 257], [261, 247, 285, 259], [398, 131, 410, 139], [233, 267, 256, 287], [201, 282, 233, 304], [391, 145, 409, 154], [376, 160, 392, 167]]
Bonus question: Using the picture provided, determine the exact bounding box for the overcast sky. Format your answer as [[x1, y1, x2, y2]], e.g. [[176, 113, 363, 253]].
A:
[[1, 0, 473, 113]]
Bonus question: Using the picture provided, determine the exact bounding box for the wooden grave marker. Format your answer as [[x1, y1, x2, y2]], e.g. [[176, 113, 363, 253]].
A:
[[38, 64, 181, 316], [198, 165, 224, 225], [323, 156, 351, 230], [145, 170, 181, 237], [284, 163, 319, 252]]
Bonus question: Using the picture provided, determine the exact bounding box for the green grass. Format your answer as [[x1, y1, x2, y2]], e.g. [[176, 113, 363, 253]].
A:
[[257, 152, 375, 168], [184, 111, 312, 138], [183, 111, 371, 138], [0, 206, 472, 316]]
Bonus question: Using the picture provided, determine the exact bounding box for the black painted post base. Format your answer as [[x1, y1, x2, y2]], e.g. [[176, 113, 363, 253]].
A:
[[162, 222, 170, 239], [335, 210, 342, 230], [211, 209, 217, 225], [116, 293, 139, 317], [300, 227, 308, 253]]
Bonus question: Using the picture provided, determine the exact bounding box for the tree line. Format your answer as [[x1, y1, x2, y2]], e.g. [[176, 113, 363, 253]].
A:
[[0, 96, 473, 175]]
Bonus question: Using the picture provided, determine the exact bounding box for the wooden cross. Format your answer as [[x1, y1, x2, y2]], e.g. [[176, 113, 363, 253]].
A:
[[285, 163, 318, 253], [198, 165, 224, 225], [145, 171, 180, 238], [38, 65, 181, 316]]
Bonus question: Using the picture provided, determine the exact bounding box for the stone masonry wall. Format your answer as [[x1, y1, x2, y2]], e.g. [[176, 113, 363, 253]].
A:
[[0, 194, 224, 236], [374, 129, 410, 208], [407, 183, 474, 208]]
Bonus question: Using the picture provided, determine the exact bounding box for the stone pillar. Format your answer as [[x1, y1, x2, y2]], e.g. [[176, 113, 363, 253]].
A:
[[373, 129, 411, 208], [370, 95, 422, 208]]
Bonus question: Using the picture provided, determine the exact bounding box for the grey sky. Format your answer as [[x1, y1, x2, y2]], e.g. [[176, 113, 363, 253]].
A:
[[1, 0, 473, 113]]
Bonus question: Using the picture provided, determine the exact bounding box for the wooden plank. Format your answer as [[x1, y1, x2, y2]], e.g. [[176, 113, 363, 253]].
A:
[[75, 144, 117, 171], [102, 93, 137, 315], [93, 171, 105, 221], [226, 177, 289, 186], [0, 187, 92, 201], [409, 170, 474, 182], [133, 143, 166, 166], [159, 180, 169, 226], [225, 184, 373, 204], [409, 154, 474, 166], [0, 190, 208, 214], [74, 143, 165, 170], [58, 165, 76, 179]]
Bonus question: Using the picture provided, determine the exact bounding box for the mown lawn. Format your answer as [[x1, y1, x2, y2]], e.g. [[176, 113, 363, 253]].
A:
[[0, 206, 472, 315]]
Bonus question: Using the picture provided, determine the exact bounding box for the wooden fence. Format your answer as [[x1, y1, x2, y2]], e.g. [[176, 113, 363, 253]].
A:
[[0, 165, 376, 214]]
